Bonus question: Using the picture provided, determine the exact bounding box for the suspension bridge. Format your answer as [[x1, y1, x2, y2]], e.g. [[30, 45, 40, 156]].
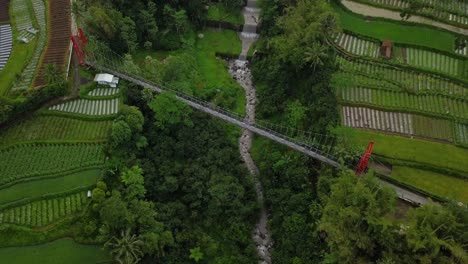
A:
[[70, 30, 430, 206]]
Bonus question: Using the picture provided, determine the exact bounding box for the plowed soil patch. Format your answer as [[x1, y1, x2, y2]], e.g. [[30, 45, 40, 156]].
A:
[[0, 0, 9, 22], [33, 0, 70, 87]]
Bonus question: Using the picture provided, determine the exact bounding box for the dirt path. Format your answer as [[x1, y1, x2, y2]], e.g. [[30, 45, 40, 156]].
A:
[[342, 0, 468, 36]]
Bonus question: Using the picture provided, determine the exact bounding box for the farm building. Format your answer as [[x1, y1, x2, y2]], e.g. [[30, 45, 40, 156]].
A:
[[94, 73, 120, 88], [380, 40, 392, 59]]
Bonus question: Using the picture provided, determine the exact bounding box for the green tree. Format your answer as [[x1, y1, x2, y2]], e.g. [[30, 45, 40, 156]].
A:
[[318, 171, 396, 263], [285, 100, 307, 129], [148, 92, 193, 129], [104, 229, 144, 264], [44, 63, 66, 87], [121, 165, 146, 200], [100, 191, 134, 232], [110, 120, 132, 149], [189, 247, 204, 262]]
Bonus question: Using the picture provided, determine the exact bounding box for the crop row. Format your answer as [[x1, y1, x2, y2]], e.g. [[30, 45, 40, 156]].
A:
[[11, 0, 33, 32], [0, 116, 112, 145], [49, 98, 120, 116], [333, 32, 380, 58], [341, 106, 459, 142], [456, 123, 468, 145], [337, 86, 468, 120], [0, 191, 87, 227], [406, 48, 461, 78], [0, 25, 12, 72], [88, 87, 120, 97], [0, 143, 105, 186], [12, 0, 47, 91], [337, 56, 468, 97], [32, 0, 71, 87]]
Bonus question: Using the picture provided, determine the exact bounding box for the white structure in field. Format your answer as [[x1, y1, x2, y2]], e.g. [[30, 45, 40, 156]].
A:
[[94, 73, 119, 88]]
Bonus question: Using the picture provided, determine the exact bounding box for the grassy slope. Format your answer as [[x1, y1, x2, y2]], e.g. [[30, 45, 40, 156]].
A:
[[391, 166, 468, 203], [341, 129, 468, 173], [195, 29, 245, 115], [0, 238, 110, 264], [0, 169, 101, 206], [207, 3, 244, 26], [332, 1, 456, 52]]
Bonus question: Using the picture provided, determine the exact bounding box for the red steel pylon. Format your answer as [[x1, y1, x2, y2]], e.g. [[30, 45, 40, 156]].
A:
[[355, 141, 374, 176], [70, 28, 87, 65]]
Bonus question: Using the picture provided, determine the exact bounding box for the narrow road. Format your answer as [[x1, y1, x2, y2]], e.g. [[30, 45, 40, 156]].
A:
[[342, 0, 468, 36]]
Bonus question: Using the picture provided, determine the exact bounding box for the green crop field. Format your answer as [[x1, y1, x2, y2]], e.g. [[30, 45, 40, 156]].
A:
[[336, 56, 467, 97], [0, 191, 88, 227], [391, 166, 468, 203], [338, 128, 468, 174], [0, 116, 112, 146], [0, 169, 101, 206], [332, 1, 456, 52], [0, 143, 105, 186], [338, 85, 468, 120], [0, 238, 110, 264]]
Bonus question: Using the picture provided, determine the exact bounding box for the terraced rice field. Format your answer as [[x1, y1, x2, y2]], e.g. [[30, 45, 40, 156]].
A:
[[337, 55, 468, 97], [33, 0, 70, 87], [333, 32, 380, 58], [12, 0, 47, 91], [0, 116, 112, 145], [48, 98, 120, 116], [342, 106, 414, 134], [0, 24, 12, 72], [356, 0, 468, 26], [0, 142, 105, 186], [0, 169, 101, 206], [338, 86, 468, 120], [341, 106, 460, 142], [88, 87, 120, 97], [0, 191, 88, 227], [406, 48, 462, 77]]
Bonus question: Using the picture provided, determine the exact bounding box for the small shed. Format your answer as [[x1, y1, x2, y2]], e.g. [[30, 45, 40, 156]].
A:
[[380, 40, 392, 59], [94, 73, 119, 88]]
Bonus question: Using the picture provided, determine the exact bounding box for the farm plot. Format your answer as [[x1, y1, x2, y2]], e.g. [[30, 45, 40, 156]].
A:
[[354, 0, 468, 27], [342, 106, 414, 134], [406, 48, 462, 77], [0, 191, 88, 227], [0, 238, 110, 264], [12, 0, 47, 91], [33, 0, 70, 87], [338, 86, 468, 120], [48, 98, 120, 116], [0, 0, 9, 22], [337, 56, 468, 97], [0, 116, 112, 145], [455, 123, 468, 145], [88, 87, 119, 97], [334, 32, 380, 58], [0, 24, 13, 72], [0, 142, 105, 186], [0, 169, 100, 206], [341, 106, 456, 141]]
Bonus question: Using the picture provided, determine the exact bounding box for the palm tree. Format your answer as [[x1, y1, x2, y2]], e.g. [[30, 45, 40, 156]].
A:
[[104, 229, 144, 264], [44, 63, 65, 86], [303, 43, 328, 71]]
